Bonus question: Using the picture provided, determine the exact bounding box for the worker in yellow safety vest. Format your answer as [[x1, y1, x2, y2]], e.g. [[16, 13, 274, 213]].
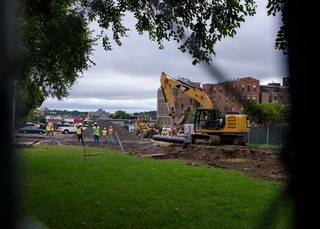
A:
[[102, 127, 107, 141], [108, 126, 113, 140], [76, 123, 84, 145], [50, 125, 54, 136], [46, 124, 51, 136], [92, 123, 100, 147]]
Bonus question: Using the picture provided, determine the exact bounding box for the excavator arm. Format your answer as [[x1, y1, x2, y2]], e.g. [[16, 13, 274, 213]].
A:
[[160, 72, 213, 124]]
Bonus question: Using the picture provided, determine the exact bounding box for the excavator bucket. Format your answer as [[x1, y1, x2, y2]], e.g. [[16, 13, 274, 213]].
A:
[[174, 106, 191, 125]]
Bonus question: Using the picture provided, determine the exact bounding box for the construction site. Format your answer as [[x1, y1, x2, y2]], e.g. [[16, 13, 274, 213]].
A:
[[14, 72, 293, 184], [14, 118, 292, 183]]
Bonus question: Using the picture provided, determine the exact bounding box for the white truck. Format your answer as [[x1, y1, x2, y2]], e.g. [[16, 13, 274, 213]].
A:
[[58, 124, 87, 134]]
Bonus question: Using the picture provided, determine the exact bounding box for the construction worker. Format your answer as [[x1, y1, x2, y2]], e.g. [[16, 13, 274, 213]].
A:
[[108, 126, 113, 140], [172, 126, 177, 136], [46, 124, 51, 136], [92, 123, 100, 147], [162, 128, 166, 135], [182, 131, 192, 149], [50, 125, 54, 136], [76, 123, 84, 146], [102, 127, 107, 141]]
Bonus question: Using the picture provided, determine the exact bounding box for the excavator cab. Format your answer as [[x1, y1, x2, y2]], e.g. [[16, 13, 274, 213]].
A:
[[195, 109, 220, 131]]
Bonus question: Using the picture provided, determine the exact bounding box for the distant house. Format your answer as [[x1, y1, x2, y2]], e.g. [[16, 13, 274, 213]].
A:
[[89, 108, 111, 121]]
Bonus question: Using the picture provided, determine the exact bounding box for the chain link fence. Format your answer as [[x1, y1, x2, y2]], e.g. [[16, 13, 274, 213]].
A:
[[243, 124, 292, 145]]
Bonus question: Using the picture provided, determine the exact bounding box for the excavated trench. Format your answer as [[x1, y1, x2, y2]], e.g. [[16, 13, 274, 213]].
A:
[[132, 144, 292, 183]]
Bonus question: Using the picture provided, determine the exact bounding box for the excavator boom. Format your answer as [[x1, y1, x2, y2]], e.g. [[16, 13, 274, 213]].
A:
[[160, 72, 212, 123]]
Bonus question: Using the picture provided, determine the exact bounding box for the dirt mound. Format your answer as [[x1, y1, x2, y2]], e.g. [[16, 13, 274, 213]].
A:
[[134, 145, 291, 183], [83, 120, 141, 141]]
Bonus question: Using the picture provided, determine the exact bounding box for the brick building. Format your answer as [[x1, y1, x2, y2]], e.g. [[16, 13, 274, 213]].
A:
[[259, 77, 291, 104], [157, 77, 201, 126], [203, 77, 260, 113]]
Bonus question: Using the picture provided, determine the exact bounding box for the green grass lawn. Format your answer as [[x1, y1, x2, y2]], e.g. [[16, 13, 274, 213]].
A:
[[18, 145, 294, 228]]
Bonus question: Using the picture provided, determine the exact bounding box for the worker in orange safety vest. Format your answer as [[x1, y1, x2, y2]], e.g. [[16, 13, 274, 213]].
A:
[[108, 126, 113, 140]]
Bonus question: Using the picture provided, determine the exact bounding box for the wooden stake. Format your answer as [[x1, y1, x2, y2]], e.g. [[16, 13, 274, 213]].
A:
[[83, 134, 86, 160], [115, 132, 124, 152]]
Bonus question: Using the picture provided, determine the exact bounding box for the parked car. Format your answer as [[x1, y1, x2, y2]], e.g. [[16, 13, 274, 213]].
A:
[[18, 126, 47, 134], [58, 124, 88, 134]]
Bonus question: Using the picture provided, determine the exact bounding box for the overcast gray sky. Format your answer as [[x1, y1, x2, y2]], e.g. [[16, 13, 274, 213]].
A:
[[41, 0, 288, 113]]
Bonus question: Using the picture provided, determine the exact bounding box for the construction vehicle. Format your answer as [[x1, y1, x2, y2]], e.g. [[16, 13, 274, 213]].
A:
[[159, 72, 250, 145], [134, 115, 157, 138]]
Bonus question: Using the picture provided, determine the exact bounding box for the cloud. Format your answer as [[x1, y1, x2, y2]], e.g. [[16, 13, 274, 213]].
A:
[[43, 97, 157, 113], [41, 0, 288, 112], [69, 71, 159, 100]]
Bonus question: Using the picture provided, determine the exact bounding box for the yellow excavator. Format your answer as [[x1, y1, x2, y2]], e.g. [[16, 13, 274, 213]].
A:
[[159, 72, 250, 145]]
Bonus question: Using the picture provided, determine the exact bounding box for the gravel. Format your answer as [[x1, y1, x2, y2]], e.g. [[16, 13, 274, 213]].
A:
[[83, 120, 141, 141]]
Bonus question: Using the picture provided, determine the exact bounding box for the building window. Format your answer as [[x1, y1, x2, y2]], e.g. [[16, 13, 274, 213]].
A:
[[247, 85, 251, 93], [181, 104, 184, 109], [225, 96, 228, 104], [241, 95, 245, 103], [214, 87, 216, 94], [220, 86, 222, 94], [232, 106, 234, 111], [209, 88, 212, 94], [247, 95, 250, 101], [233, 84, 235, 92], [226, 85, 228, 92], [232, 95, 234, 103], [242, 83, 245, 92], [253, 96, 256, 100], [253, 84, 256, 93], [213, 97, 215, 103], [219, 96, 221, 104]]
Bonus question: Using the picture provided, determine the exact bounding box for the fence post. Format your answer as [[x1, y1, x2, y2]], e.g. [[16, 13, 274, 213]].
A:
[[267, 124, 269, 145], [280, 124, 282, 145]]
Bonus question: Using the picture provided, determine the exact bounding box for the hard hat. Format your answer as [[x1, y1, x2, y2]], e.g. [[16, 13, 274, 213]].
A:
[[110, 126, 112, 127], [104, 127, 106, 129], [79, 123, 82, 125], [186, 131, 190, 134], [94, 122, 97, 125]]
